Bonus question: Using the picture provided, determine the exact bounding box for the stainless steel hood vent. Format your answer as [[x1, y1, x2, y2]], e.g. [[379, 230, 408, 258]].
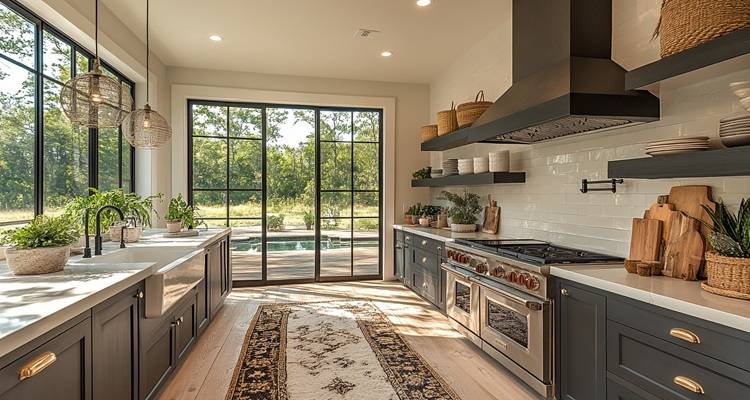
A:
[[471, 0, 660, 144]]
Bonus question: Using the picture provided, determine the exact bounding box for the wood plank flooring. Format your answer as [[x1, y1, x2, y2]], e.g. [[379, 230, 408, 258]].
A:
[[157, 281, 539, 400]]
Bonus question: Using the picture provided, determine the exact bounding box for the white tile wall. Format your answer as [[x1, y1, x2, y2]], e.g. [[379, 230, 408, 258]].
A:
[[429, 69, 750, 257]]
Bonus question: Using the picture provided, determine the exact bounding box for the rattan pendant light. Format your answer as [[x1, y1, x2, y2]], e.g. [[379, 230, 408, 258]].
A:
[[60, 0, 133, 128], [122, 0, 171, 149]]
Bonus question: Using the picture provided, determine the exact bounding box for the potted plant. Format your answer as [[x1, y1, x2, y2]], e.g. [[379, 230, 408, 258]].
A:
[[268, 214, 285, 232], [303, 210, 315, 230], [165, 195, 187, 233], [441, 190, 482, 233], [2, 215, 79, 275], [701, 199, 750, 299], [405, 203, 423, 225]]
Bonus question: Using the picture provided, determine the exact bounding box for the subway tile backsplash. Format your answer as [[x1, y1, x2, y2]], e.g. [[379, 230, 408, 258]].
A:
[[429, 69, 750, 257]]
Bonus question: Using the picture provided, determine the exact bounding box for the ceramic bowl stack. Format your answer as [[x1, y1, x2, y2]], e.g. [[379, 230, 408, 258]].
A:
[[442, 159, 458, 176], [473, 157, 489, 173], [645, 136, 709, 156], [458, 159, 474, 175], [430, 168, 443, 178], [719, 115, 750, 147], [489, 150, 510, 172]]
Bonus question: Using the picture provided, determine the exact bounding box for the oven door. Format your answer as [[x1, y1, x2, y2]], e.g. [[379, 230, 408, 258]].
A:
[[477, 280, 550, 382], [442, 263, 480, 335]]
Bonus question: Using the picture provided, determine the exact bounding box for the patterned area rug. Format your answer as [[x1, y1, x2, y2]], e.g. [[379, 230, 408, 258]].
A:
[[226, 301, 462, 400]]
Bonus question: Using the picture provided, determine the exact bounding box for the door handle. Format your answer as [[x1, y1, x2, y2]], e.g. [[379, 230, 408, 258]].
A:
[[19, 351, 57, 381], [560, 288, 569, 296], [673, 376, 704, 394], [669, 328, 700, 344]]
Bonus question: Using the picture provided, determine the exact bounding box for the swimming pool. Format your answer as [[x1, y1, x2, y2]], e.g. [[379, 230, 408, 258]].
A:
[[231, 237, 378, 252]]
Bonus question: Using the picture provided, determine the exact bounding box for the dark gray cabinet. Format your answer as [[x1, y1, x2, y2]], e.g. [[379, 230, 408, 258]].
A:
[[556, 280, 606, 400], [92, 283, 143, 400], [139, 317, 174, 400], [394, 235, 405, 281], [174, 292, 197, 362], [396, 229, 444, 310], [0, 315, 92, 400], [208, 236, 231, 319]]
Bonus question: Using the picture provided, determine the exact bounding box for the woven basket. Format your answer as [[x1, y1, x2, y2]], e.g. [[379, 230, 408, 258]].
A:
[[656, 0, 750, 58], [457, 90, 493, 128], [701, 252, 750, 299], [420, 124, 438, 142], [437, 102, 459, 136]]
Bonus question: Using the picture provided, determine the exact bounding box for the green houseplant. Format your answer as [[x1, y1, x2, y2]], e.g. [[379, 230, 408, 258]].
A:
[[303, 210, 315, 230], [267, 214, 285, 232], [405, 203, 423, 225], [165, 194, 204, 233], [441, 190, 482, 232], [701, 199, 750, 299], [2, 215, 79, 275]]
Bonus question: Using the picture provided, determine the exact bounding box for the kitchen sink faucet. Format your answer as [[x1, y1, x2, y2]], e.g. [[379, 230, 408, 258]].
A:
[[94, 205, 127, 256]]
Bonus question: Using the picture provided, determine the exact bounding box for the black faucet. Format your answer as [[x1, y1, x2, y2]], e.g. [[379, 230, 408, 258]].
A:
[[82, 208, 92, 258], [95, 205, 126, 255]]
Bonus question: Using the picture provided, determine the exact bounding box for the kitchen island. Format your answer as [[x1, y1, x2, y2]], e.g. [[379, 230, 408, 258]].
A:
[[0, 228, 231, 400]]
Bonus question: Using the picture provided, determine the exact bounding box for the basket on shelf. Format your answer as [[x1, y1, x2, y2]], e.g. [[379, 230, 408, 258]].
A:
[[437, 102, 459, 136], [457, 90, 493, 128], [420, 124, 438, 142], [701, 252, 750, 300], [655, 0, 750, 58]]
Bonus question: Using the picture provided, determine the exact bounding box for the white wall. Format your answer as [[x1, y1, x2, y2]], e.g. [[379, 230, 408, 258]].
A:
[[428, 0, 750, 257]]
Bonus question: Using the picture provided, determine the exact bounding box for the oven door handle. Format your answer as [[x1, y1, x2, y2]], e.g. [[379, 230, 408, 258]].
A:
[[470, 275, 547, 311], [441, 262, 475, 280]]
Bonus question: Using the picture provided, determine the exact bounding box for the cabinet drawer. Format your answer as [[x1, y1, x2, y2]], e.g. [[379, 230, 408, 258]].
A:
[[0, 318, 91, 400], [607, 378, 653, 400], [608, 298, 750, 372], [405, 234, 441, 254], [607, 321, 750, 400], [413, 247, 438, 270], [174, 292, 197, 362]]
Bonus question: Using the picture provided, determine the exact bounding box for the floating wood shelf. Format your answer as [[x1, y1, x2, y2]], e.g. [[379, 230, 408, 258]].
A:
[[608, 147, 750, 179], [625, 27, 750, 90], [411, 172, 526, 187]]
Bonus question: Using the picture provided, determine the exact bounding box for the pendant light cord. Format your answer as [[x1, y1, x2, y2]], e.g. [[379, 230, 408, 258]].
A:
[[146, 0, 150, 103], [94, 0, 99, 59]]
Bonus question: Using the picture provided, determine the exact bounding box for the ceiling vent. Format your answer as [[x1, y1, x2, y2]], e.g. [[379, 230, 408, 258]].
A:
[[354, 28, 381, 38]]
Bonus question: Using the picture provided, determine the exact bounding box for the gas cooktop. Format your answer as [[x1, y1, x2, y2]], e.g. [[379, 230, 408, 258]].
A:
[[454, 239, 623, 265]]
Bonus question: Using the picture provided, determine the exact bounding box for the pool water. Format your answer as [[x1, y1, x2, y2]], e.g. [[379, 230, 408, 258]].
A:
[[232, 237, 378, 252]]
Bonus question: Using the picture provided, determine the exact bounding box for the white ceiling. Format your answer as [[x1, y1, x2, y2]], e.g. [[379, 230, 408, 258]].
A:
[[101, 0, 508, 83]]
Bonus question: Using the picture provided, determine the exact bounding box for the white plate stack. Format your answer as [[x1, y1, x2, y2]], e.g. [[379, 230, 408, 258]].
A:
[[473, 157, 489, 174], [645, 136, 709, 156], [458, 158, 474, 175], [489, 150, 510, 172], [720, 114, 750, 148], [442, 159, 458, 176]]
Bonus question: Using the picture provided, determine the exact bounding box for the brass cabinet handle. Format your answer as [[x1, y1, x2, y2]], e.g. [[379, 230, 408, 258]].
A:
[[422, 257, 428, 263], [421, 240, 428, 246], [674, 376, 704, 394], [135, 291, 144, 299], [669, 328, 700, 344], [561, 288, 570, 296], [19, 351, 57, 381]]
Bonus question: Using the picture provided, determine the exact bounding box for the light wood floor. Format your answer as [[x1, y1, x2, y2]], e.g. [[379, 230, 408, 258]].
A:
[[157, 281, 539, 400]]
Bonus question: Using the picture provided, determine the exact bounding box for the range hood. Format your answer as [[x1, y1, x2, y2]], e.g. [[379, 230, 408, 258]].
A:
[[470, 0, 660, 144]]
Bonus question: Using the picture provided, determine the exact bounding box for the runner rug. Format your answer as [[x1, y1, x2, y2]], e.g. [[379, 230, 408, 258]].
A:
[[225, 301, 461, 400]]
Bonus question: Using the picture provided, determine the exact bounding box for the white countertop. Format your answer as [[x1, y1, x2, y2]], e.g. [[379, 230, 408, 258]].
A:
[[0, 228, 230, 359], [551, 265, 750, 333], [393, 224, 506, 242]]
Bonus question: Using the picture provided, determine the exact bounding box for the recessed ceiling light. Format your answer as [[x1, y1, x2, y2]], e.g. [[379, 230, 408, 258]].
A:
[[209, 35, 222, 42], [381, 51, 393, 57], [416, 0, 432, 7]]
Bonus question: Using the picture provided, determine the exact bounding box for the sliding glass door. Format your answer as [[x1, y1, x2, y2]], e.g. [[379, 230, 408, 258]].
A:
[[188, 101, 382, 285]]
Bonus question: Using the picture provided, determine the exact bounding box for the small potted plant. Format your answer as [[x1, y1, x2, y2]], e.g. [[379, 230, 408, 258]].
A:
[[406, 203, 423, 225], [2, 215, 79, 275], [268, 214, 285, 232], [304, 210, 315, 230], [165, 195, 188, 233], [441, 190, 482, 233], [701, 199, 750, 299]]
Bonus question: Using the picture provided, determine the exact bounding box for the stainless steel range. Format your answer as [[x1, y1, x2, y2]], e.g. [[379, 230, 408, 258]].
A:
[[442, 239, 622, 399]]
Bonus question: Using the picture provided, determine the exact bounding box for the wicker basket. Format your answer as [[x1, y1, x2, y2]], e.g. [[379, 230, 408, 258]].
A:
[[701, 252, 750, 299], [457, 90, 493, 128], [437, 102, 459, 136], [420, 124, 438, 142], [656, 0, 750, 58]]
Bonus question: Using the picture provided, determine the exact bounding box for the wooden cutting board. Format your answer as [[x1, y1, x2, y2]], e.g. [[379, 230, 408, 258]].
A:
[[646, 201, 676, 261], [668, 185, 716, 237], [482, 195, 501, 234], [663, 212, 699, 277], [670, 229, 705, 281], [629, 218, 663, 262]]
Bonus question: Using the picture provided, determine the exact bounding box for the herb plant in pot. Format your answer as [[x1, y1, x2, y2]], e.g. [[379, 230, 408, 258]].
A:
[[2, 215, 79, 275], [441, 190, 482, 233], [701, 199, 750, 299]]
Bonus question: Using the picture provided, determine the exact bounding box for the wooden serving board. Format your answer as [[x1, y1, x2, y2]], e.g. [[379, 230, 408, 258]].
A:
[[671, 229, 705, 281], [663, 212, 699, 277], [646, 201, 676, 261], [629, 218, 663, 262], [482, 195, 501, 234], [668, 185, 716, 237]]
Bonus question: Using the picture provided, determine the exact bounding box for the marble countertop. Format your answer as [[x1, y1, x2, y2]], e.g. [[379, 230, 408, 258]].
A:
[[393, 224, 505, 242], [551, 265, 750, 333], [0, 228, 230, 359]]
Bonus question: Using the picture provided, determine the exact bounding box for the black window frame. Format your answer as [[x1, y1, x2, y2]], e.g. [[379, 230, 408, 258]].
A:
[[0, 0, 136, 226], [187, 99, 384, 286]]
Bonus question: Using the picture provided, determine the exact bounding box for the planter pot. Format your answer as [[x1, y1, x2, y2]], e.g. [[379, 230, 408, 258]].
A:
[[701, 252, 750, 300], [403, 215, 413, 225], [5, 246, 71, 275], [111, 226, 143, 243], [166, 221, 183, 233], [410, 215, 420, 225], [419, 217, 431, 227], [450, 223, 476, 233]]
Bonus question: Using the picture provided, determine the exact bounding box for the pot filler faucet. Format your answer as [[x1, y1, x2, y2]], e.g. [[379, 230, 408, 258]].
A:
[[82, 205, 126, 257]]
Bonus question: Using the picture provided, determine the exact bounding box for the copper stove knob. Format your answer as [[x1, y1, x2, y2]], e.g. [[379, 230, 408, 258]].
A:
[[526, 276, 540, 290]]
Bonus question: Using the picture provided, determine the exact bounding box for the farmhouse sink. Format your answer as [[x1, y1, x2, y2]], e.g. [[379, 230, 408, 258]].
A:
[[75, 246, 205, 318]]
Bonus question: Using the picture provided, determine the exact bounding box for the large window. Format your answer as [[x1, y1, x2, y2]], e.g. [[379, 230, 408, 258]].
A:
[[188, 100, 383, 285], [0, 0, 135, 224]]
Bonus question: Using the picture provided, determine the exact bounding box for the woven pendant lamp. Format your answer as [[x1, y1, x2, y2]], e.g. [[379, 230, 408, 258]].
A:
[[60, 0, 133, 128], [122, 0, 171, 149]]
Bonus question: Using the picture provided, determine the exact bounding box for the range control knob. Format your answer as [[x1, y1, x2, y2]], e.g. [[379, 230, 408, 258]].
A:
[[525, 276, 541, 291], [447, 250, 454, 258], [518, 273, 529, 286], [490, 266, 505, 278], [475, 263, 488, 274], [507, 271, 517, 283]]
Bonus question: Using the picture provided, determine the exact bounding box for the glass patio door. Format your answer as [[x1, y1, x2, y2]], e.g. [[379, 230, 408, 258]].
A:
[[188, 101, 382, 285]]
